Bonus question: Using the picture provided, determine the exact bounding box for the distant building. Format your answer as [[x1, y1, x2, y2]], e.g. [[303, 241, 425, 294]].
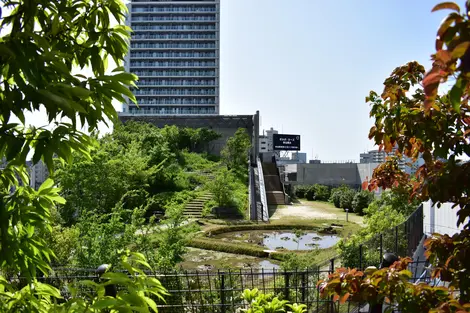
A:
[[122, 0, 220, 116], [277, 152, 307, 165], [284, 162, 381, 190], [359, 148, 423, 175], [291, 152, 307, 163], [258, 127, 280, 161], [30, 160, 48, 190], [309, 159, 321, 164]]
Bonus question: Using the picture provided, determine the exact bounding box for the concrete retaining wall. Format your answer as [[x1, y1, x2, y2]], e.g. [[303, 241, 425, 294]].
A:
[[119, 113, 259, 157]]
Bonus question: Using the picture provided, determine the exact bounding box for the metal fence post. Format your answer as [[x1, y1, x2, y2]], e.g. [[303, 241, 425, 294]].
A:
[[301, 272, 307, 303], [379, 234, 383, 264], [219, 270, 226, 313], [395, 226, 399, 254], [284, 270, 290, 301], [359, 245, 363, 270], [329, 259, 335, 313]]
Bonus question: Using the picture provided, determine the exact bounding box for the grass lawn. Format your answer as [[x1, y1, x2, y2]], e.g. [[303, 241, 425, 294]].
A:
[[292, 199, 364, 225]]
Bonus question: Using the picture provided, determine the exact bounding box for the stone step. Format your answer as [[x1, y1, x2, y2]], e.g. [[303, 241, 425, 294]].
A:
[[186, 204, 204, 208], [184, 209, 202, 213]]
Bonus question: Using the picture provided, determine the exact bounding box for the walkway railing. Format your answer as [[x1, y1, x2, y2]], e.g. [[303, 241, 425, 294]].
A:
[[256, 157, 269, 222]]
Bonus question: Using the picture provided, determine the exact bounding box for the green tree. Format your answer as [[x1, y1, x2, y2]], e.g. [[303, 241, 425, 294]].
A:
[[329, 185, 351, 208], [208, 168, 235, 208], [313, 184, 330, 201], [0, 0, 137, 279], [0, 0, 168, 311], [221, 128, 251, 170], [352, 190, 374, 215], [339, 188, 355, 210]]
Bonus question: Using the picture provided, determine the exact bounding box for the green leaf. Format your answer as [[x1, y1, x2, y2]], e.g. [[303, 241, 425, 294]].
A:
[[451, 41, 470, 59], [38, 178, 54, 193], [6, 137, 24, 161], [144, 296, 158, 312], [34, 282, 62, 298], [449, 78, 465, 113], [92, 298, 119, 310], [112, 66, 126, 72], [49, 195, 66, 205], [101, 272, 132, 284], [69, 86, 92, 99]]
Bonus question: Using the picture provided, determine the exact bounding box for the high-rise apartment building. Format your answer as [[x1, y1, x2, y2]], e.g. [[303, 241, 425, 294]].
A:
[[360, 148, 424, 175], [122, 0, 220, 116]]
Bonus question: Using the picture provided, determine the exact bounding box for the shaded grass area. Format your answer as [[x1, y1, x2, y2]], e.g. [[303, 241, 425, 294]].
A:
[[178, 247, 278, 270], [202, 220, 361, 238], [189, 237, 286, 260]]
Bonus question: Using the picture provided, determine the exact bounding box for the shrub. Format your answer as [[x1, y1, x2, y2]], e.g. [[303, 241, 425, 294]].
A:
[[352, 190, 375, 215], [294, 185, 309, 199], [330, 186, 350, 208], [207, 168, 235, 207], [305, 186, 316, 201], [339, 189, 356, 210], [313, 184, 330, 201]]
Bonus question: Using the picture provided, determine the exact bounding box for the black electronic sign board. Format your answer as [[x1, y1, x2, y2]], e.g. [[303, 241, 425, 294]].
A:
[[273, 134, 300, 151]]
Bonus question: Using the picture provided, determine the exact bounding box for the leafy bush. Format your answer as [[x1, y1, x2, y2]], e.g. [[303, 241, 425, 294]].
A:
[[207, 168, 236, 207], [0, 252, 169, 312], [352, 190, 375, 215], [338, 189, 417, 267], [339, 188, 356, 210], [313, 184, 330, 201], [330, 189, 342, 208], [294, 185, 309, 198], [329, 186, 354, 209], [242, 289, 307, 313], [305, 186, 316, 200]]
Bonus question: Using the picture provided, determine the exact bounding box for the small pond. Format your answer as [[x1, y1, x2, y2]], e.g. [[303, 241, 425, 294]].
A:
[[213, 230, 340, 251]]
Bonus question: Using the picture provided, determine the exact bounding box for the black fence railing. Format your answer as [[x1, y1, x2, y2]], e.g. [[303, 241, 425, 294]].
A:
[[20, 205, 426, 312], [31, 259, 434, 313], [339, 204, 424, 270]]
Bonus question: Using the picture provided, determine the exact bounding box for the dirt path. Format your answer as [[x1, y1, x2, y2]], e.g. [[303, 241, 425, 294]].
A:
[[270, 205, 337, 220]]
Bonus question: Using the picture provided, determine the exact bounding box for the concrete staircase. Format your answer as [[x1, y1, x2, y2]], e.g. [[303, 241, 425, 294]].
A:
[[183, 193, 214, 219], [261, 163, 286, 205]]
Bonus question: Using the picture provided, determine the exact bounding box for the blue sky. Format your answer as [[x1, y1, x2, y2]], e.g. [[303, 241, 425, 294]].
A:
[[219, 0, 455, 161], [4, 0, 459, 161]]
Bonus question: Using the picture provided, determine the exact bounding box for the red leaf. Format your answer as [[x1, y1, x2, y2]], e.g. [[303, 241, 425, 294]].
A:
[[423, 72, 442, 87], [362, 180, 369, 190], [432, 2, 460, 12], [340, 293, 350, 304], [333, 294, 340, 302], [435, 50, 452, 64], [436, 13, 463, 50]]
